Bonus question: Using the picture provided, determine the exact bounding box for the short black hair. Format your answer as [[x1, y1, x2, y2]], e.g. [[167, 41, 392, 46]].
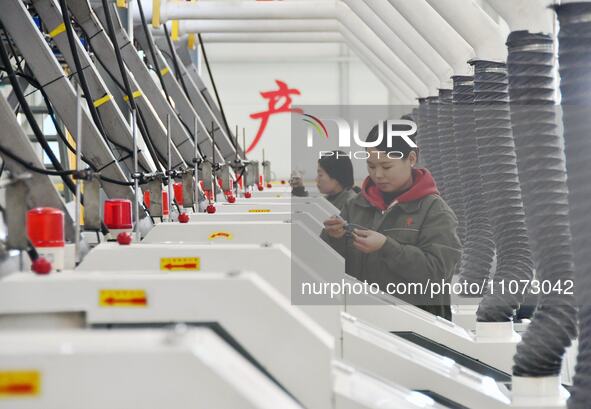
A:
[[318, 150, 354, 189], [365, 117, 418, 159]]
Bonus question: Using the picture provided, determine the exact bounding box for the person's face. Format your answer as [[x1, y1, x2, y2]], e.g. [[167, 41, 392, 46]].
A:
[[316, 165, 342, 195], [367, 149, 416, 192]]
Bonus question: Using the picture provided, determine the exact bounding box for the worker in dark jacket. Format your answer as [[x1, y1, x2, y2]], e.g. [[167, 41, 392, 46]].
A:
[[321, 121, 461, 319], [290, 170, 309, 197], [316, 151, 358, 211]]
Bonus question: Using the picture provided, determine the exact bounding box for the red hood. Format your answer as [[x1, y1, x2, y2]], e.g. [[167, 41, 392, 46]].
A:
[[361, 168, 439, 211]]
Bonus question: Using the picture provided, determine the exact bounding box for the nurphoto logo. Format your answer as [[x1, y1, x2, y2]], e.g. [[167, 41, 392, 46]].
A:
[[301, 114, 417, 159]]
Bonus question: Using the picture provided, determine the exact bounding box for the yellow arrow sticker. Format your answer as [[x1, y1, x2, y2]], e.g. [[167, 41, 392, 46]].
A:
[[248, 209, 271, 213], [208, 231, 233, 240], [0, 371, 40, 398], [160, 257, 201, 271], [99, 289, 148, 307]]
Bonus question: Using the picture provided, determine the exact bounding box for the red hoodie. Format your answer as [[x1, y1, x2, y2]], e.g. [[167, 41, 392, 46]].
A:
[[361, 168, 439, 211]]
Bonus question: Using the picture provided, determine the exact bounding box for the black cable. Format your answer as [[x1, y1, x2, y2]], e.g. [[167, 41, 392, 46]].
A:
[[0, 144, 76, 176], [58, 0, 109, 141], [162, 24, 190, 98], [197, 33, 236, 151], [86, 45, 163, 173], [135, 0, 171, 103], [97, 0, 164, 174], [0, 143, 140, 187], [0, 26, 77, 194]]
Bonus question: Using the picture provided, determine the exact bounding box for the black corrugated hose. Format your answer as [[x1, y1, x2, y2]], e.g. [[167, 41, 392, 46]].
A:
[[554, 4, 591, 408], [507, 30, 577, 377], [420, 96, 446, 196], [471, 60, 534, 322], [416, 98, 429, 168], [438, 88, 466, 244], [453, 75, 495, 288]]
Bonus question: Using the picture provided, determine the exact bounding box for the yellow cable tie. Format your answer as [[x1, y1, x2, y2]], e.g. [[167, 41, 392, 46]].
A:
[[187, 33, 196, 50], [48, 23, 66, 38], [93, 94, 112, 108], [171, 20, 179, 41], [152, 0, 161, 27], [123, 90, 142, 102], [116, 0, 128, 8], [160, 67, 170, 76]]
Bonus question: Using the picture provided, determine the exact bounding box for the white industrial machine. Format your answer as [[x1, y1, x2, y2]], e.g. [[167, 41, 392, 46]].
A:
[[141, 220, 521, 377], [0, 328, 305, 409]]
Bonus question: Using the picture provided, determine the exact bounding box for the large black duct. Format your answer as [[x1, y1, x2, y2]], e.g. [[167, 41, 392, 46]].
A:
[[438, 88, 466, 244], [471, 59, 534, 322], [419, 96, 446, 196], [506, 30, 577, 378], [452, 75, 495, 287], [553, 4, 591, 408]]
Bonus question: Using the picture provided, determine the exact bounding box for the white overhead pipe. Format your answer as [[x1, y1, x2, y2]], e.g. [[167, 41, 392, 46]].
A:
[[365, 0, 453, 88], [169, 19, 339, 33], [485, 0, 554, 34], [335, 2, 427, 97], [387, 0, 475, 78], [340, 25, 415, 104], [197, 32, 343, 43], [147, 0, 428, 98], [153, 24, 412, 102], [342, 0, 440, 95], [136, 0, 335, 21], [426, 0, 509, 61], [147, 0, 425, 100], [177, 44, 350, 62]]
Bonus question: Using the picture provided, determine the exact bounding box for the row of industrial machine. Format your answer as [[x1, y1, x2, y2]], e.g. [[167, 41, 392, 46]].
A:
[[1, 0, 591, 409]]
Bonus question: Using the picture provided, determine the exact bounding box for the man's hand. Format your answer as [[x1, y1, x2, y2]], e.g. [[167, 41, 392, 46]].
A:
[[323, 216, 346, 239], [352, 229, 387, 253]]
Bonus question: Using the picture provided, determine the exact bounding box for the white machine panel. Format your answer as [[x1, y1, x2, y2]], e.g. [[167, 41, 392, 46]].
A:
[[76, 243, 344, 338], [0, 328, 303, 409], [0, 272, 334, 409], [142, 221, 345, 278]]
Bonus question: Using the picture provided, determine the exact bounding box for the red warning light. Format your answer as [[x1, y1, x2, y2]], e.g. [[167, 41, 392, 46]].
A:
[[162, 190, 170, 216], [103, 199, 133, 230], [173, 182, 184, 205], [27, 207, 65, 248]]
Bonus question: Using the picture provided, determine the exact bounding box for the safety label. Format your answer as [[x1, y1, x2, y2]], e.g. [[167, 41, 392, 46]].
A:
[[99, 289, 148, 307], [208, 231, 233, 240], [160, 257, 201, 271], [248, 209, 271, 213], [0, 371, 40, 398]]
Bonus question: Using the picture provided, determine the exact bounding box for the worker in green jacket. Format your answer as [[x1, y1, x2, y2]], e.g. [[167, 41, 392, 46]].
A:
[[316, 151, 358, 211], [321, 121, 461, 319]]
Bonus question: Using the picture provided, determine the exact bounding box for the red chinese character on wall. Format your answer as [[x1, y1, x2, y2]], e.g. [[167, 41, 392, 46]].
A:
[[247, 80, 302, 153]]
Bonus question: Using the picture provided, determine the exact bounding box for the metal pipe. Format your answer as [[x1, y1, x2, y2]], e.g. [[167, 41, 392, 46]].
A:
[[167, 114, 173, 222], [365, 0, 453, 88], [387, 0, 475, 76], [336, 1, 428, 97], [136, 0, 336, 21], [341, 0, 439, 95], [194, 32, 343, 43], [132, 109, 140, 242], [338, 25, 415, 103], [75, 84, 82, 263], [164, 19, 339, 34], [426, 0, 508, 61], [486, 0, 554, 34]]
